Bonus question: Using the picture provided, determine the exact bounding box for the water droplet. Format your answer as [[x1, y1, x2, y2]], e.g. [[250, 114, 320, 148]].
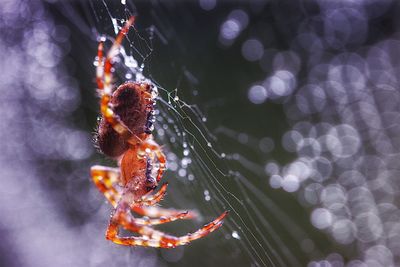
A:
[[124, 55, 138, 68], [151, 87, 159, 98], [125, 73, 132, 79], [232, 231, 241, 240]]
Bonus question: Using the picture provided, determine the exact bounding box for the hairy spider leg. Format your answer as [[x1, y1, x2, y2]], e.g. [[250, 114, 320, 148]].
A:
[[127, 211, 190, 226], [106, 202, 228, 248], [139, 183, 169, 206], [90, 165, 161, 209], [103, 16, 135, 95], [131, 205, 198, 220], [91, 165, 122, 207], [97, 16, 136, 137], [139, 138, 166, 182], [90, 165, 169, 210], [91, 167, 196, 224]]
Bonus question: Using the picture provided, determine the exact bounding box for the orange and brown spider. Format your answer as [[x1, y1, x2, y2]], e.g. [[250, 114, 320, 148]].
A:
[[90, 16, 228, 248]]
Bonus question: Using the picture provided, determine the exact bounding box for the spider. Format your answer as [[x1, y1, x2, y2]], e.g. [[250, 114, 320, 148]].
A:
[[90, 16, 228, 248]]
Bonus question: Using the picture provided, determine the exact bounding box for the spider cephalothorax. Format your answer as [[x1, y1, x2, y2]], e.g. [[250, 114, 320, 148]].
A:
[[90, 16, 227, 248]]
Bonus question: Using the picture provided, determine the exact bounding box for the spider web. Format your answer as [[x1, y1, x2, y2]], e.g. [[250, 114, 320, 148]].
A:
[[74, 1, 325, 266], [83, 1, 400, 266]]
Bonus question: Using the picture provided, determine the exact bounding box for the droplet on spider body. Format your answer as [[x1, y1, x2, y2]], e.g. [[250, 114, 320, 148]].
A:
[[151, 87, 159, 98], [97, 35, 106, 42], [137, 149, 146, 158]]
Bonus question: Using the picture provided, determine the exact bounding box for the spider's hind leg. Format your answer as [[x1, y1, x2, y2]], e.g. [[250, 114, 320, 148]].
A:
[[127, 210, 192, 226], [145, 211, 228, 248], [136, 182, 169, 206], [132, 205, 198, 220], [106, 202, 228, 248]]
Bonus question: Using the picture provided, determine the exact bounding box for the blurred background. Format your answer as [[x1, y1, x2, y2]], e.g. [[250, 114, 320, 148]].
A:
[[1, 0, 400, 266]]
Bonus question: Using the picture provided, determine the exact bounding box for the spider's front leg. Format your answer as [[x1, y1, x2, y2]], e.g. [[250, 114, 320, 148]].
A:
[[96, 17, 136, 138]]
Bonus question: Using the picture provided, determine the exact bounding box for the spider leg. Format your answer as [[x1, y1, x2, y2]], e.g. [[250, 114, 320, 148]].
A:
[[138, 183, 169, 206], [106, 221, 145, 246], [131, 205, 198, 220], [129, 183, 197, 225], [99, 17, 136, 137], [140, 211, 227, 248], [91, 165, 122, 207], [103, 16, 135, 95], [130, 206, 198, 226], [130, 211, 191, 226], [91, 166, 169, 211], [106, 203, 228, 248], [140, 138, 166, 182]]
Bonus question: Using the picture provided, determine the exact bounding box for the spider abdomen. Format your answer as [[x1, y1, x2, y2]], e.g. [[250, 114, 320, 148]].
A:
[[97, 82, 154, 157]]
